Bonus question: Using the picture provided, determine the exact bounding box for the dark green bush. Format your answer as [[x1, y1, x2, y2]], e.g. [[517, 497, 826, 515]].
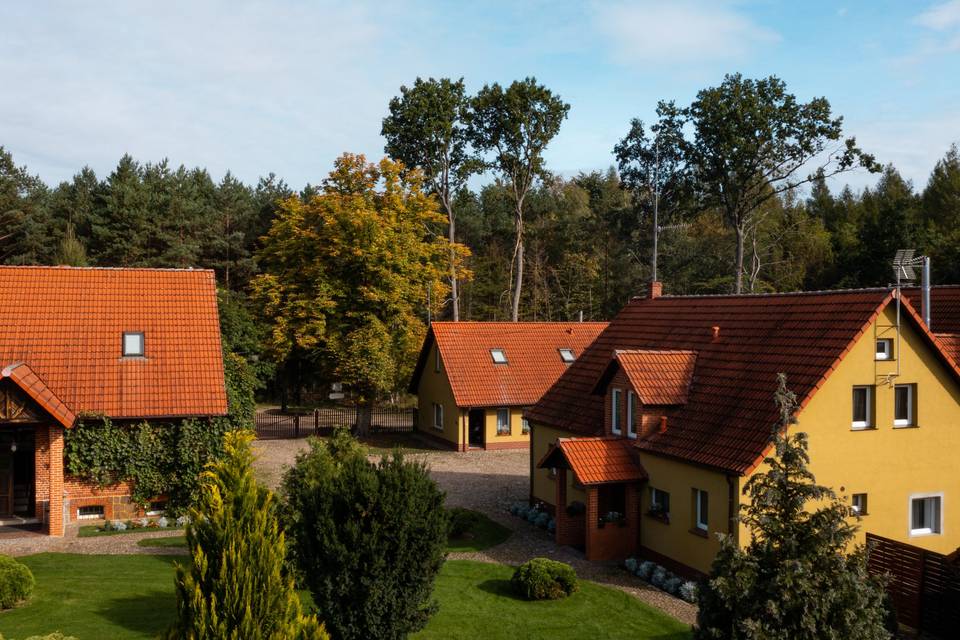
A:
[[283, 430, 449, 640], [448, 507, 482, 538], [0, 554, 35, 609], [511, 558, 578, 600]]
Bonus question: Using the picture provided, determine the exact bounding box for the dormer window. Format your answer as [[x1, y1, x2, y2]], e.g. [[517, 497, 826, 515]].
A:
[[559, 348, 575, 363], [123, 332, 145, 357], [491, 349, 507, 364]]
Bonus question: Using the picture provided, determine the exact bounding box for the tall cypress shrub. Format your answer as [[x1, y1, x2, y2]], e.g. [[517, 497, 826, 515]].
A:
[[694, 375, 890, 640], [166, 430, 327, 640], [283, 430, 449, 640]]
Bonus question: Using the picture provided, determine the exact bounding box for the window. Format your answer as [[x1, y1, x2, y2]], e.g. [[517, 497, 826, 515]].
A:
[[77, 505, 104, 520], [910, 495, 942, 535], [627, 391, 637, 439], [876, 339, 893, 360], [852, 386, 873, 429], [852, 493, 868, 516], [521, 418, 530, 435], [491, 349, 507, 364], [611, 389, 623, 435], [497, 408, 511, 435], [122, 332, 144, 357], [434, 347, 440, 372], [147, 501, 167, 516], [433, 403, 443, 430], [559, 348, 575, 363], [650, 488, 670, 520], [694, 489, 709, 531], [894, 384, 914, 427]]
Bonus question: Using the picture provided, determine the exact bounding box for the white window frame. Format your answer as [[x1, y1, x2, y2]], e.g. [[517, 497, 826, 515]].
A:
[[909, 493, 943, 536], [851, 493, 868, 516], [433, 403, 443, 431], [496, 408, 511, 435], [611, 389, 623, 435], [851, 386, 872, 429], [695, 488, 709, 531], [894, 384, 914, 427], [146, 500, 167, 516], [491, 349, 507, 364], [627, 390, 637, 439], [521, 417, 530, 435], [559, 348, 575, 363], [876, 338, 892, 360], [650, 487, 670, 517], [123, 331, 144, 357]]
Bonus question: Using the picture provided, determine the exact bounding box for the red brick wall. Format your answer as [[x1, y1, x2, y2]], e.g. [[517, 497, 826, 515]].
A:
[[585, 483, 640, 561], [65, 477, 143, 522], [554, 468, 586, 547]]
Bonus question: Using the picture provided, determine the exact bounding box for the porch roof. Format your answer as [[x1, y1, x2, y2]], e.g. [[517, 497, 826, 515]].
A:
[[538, 437, 647, 485], [1, 362, 76, 428]]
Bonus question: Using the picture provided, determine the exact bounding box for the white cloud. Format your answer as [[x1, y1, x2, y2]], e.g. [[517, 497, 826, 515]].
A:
[[914, 0, 960, 30], [592, 1, 780, 65]]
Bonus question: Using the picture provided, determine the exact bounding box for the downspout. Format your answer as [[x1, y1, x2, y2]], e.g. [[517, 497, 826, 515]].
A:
[[727, 474, 738, 540], [923, 256, 932, 331]]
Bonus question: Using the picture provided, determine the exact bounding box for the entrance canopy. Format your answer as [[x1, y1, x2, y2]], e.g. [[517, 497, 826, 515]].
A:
[[538, 437, 647, 485], [1, 363, 75, 428]]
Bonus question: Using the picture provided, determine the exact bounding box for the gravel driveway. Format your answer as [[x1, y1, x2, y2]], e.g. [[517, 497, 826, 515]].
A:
[[252, 438, 697, 625]]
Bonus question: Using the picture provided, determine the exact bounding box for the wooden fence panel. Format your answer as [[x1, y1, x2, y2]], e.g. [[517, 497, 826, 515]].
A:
[[866, 532, 960, 638], [255, 406, 415, 439]]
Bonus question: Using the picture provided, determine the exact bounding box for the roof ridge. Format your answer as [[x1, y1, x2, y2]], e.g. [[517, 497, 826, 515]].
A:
[[631, 286, 893, 301], [432, 321, 609, 326], [0, 265, 214, 273]]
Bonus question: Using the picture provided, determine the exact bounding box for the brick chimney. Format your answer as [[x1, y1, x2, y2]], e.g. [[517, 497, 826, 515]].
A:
[[647, 281, 663, 299]]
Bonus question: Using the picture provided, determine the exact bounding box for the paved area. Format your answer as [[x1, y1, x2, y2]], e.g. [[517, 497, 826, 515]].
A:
[[252, 438, 697, 625], [0, 524, 186, 556]]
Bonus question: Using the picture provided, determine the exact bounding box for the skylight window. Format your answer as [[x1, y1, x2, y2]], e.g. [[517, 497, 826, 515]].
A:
[[559, 348, 575, 363], [123, 332, 144, 357], [491, 349, 508, 364]]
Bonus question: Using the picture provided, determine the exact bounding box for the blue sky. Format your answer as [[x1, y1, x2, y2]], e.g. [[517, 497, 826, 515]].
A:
[[1, 1, 958, 193]]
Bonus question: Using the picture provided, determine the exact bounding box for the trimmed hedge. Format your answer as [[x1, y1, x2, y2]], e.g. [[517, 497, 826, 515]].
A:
[[0, 554, 35, 609], [511, 558, 579, 601]]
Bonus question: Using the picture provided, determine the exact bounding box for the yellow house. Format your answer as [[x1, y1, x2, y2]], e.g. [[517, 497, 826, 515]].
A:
[[408, 321, 607, 451], [528, 284, 960, 577]]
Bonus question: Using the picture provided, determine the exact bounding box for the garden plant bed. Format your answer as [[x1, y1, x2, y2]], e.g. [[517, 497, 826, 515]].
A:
[[447, 509, 512, 552], [78, 521, 184, 538], [1, 555, 692, 639]]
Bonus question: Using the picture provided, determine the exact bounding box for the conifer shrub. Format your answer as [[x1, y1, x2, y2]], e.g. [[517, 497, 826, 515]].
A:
[[0, 554, 34, 609], [511, 558, 579, 600], [449, 507, 482, 538], [283, 430, 448, 640], [165, 430, 327, 640]]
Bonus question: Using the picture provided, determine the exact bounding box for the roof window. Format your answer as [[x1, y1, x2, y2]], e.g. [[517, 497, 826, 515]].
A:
[[491, 349, 508, 364], [559, 348, 575, 363], [123, 332, 145, 357]]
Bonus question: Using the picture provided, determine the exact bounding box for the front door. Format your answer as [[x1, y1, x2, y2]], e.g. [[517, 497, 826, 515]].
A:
[[468, 409, 484, 448], [0, 454, 12, 517]]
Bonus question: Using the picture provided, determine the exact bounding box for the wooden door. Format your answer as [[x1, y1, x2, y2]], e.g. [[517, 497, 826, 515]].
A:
[[0, 454, 12, 516], [468, 410, 484, 448]]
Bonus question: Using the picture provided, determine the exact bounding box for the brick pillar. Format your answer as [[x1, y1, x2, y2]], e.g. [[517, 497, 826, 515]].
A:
[[48, 426, 65, 536], [585, 487, 599, 560], [34, 426, 50, 528], [555, 468, 568, 544]]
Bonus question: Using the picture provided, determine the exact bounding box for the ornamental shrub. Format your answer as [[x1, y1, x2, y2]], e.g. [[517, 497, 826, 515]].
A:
[[165, 431, 327, 640], [283, 430, 448, 640], [534, 512, 550, 528], [0, 554, 34, 609], [650, 566, 668, 589], [511, 558, 578, 600], [680, 581, 699, 604], [637, 560, 656, 580], [664, 576, 684, 595], [449, 508, 481, 538], [625, 557, 639, 573]]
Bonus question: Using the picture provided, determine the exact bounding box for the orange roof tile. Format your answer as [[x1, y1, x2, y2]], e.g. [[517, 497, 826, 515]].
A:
[[409, 321, 608, 407], [596, 350, 696, 405], [2, 362, 76, 427], [537, 437, 647, 485], [529, 288, 960, 475], [0, 266, 227, 421]]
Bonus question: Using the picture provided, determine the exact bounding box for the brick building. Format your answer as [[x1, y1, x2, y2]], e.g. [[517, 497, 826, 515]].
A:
[[0, 266, 228, 535]]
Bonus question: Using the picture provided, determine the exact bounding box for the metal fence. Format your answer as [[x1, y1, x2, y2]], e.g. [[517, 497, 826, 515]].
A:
[[866, 532, 960, 637], [254, 406, 416, 439]]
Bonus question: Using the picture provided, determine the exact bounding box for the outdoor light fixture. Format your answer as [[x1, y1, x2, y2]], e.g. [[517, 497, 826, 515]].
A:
[[10, 441, 17, 453]]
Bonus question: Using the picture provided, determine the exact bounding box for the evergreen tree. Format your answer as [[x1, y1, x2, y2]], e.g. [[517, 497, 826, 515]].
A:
[[282, 431, 449, 640], [55, 222, 89, 266], [0, 146, 52, 265], [695, 374, 890, 640], [166, 431, 327, 640]]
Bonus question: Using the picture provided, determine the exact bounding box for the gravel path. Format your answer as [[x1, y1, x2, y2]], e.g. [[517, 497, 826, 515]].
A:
[[0, 526, 187, 557], [252, 438, 697, 626]]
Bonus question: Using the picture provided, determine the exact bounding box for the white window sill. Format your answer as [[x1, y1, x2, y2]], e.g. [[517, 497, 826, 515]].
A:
[[910, 528, 939, 537], [851, 424, 874, 430], [893, 421, 914, 428]]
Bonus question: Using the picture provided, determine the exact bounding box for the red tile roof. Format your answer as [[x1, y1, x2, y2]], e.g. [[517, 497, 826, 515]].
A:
[[409, 321, 608, 408], [0, 266, 228, 421], [537, 437, 647, 485], [2, 362, 76, 428], [597, 350, 697, 405], [904, 286, 960, 334], [528, 288, 960, 475]]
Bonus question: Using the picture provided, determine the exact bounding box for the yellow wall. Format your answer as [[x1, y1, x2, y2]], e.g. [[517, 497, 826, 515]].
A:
[[530, 422, 587, 507], [638, 453, 736, 574], [414, 341, 462, 448], [768, 304, 960, 554], [483, 407, 530, 445]]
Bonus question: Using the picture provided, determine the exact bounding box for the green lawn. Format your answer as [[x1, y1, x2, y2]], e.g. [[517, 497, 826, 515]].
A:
[[0, 555, 690, 640], [136, 535, 187, 549]]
